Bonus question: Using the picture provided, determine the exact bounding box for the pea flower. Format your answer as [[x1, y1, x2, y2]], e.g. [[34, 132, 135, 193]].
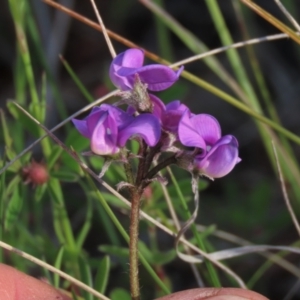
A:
[[72, 104, 161, 155], [178, 111, 240, 178], [109, 49, 183, 91], [147, 94, 190, 134]]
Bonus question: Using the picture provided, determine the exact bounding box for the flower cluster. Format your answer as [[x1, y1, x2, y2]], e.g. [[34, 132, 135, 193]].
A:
[[73, 49, 240, 179]]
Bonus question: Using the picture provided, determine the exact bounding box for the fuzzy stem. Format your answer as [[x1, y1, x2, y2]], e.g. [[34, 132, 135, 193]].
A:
[[129, 189, 142, 300], [135, 141, 148, 186]]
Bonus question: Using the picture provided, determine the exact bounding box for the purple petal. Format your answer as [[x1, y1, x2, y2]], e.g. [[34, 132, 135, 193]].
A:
[[90, 111, 119, 155], [100, 104, 133, 128], [149, 94, 165, 119], [117, 65, 183, 91], [72, 118, 90, 138], [109, 49, 144, 90], [162, 100, 189, 133], [195, 135, 240, 178], [119, 49, 144, 68], [109, 67, 132, 90], [136, 65, 183, 91], [118, 114, 161, 147], [86, 109, 105, 134], [178, 111, 206, 149], [126, 105, 136, 115], [109, 48, 183, 91], [72, 106, 102, 138], [165, 100, 189, 112], [190, 114, 221, 145]]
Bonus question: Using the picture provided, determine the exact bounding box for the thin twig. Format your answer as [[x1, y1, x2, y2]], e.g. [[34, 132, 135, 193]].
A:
[[274, 0, 300, 32], [239, 0, 300, 45], [0, 240, 110, 300], [170, 33, 292, 68], [90, 0, 116, 57], [272, 141, 300, 237]]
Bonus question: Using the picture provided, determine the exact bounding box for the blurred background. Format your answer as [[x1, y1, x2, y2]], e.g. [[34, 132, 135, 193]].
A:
[[1, 0, 300, 299]]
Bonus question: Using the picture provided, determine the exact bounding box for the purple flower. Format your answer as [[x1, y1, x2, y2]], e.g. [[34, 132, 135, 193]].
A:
[[109, 49, 183, 91], [194, 135, 240, 178], [178, 111, 240, 178], [149, 95, 190, 134], [72, 104, 161, 155]]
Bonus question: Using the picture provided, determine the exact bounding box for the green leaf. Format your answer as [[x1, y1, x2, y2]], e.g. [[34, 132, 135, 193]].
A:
[[51, 170, 79, 182], [76, 196, 92, 250], [1, 110, 13, 149], [78, 256, 93, 300], [6, 101, 39, 137], [60, 150, 83, 175], [4, 176, 21, 199], [92, 192, 127, 209], [3, 147, 18, 167], [48, 178, 64, 205], [138, 242, 176, 265], [99, 245, 129, 258], [53, 246, 64, 288], [94, 256, 110, 295], [39, 72, 47, 124], [34, 184, 47, 202], [110, 288, 131, 300], [60, 56, 94, 103], [48, 145, 63, 170], [4, 186, 22, 231], [65, 128, 89, 152]]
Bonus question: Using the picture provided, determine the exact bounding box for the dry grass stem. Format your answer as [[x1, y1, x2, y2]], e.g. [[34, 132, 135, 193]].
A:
[[170, 33, 292, 68], [272, 141, 300, 237], [90, 0, 116, 57], [274, 0, 300, 32]]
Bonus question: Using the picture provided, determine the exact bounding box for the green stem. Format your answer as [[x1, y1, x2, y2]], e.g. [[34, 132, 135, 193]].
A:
[[145, 155, 177, 181]]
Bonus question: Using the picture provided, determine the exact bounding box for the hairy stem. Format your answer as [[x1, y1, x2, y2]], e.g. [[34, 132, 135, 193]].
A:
[[135, 141, 148, 186], [129, 189, 142, 300]]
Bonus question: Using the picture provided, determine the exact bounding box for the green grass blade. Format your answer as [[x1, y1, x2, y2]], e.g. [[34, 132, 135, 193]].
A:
[[53, 246, 65, 288], [8, 0, 51, 157], [75, 190, 93, 250], [60, 56, 94, 103], [153, 0, 174, 61], [205, 0, 260, 110], [78, 256, 93, 300], [4, 185, 22, 231], [94, 256, 110, 295]]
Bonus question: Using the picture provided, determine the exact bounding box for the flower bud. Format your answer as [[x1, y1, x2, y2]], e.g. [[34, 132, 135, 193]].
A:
[[22, 161, 49, 185]]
